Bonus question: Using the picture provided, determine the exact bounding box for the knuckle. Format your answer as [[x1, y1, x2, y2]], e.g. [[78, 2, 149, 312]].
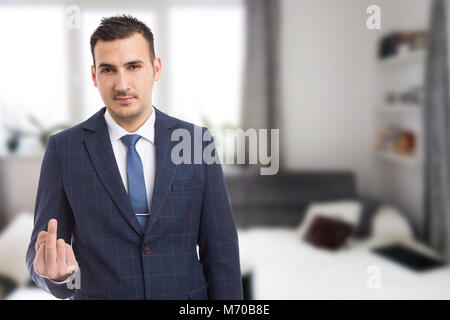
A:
[[58, 266, 66, 276], [35, 266, 43, 276], [45, 260, 56, 270], [46, 267, 57, 279]]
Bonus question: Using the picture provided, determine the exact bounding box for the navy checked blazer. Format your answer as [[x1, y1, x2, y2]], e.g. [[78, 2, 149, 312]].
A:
[[25, 106, 243, 300]]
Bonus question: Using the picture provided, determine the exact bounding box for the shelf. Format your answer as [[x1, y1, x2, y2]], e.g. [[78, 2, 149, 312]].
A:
[[376, 105, 423, 131], [377, 104, 423, 117], [0, 150, 45, 159], [378, 49, 426, 68], [376, 150, 422, 167]]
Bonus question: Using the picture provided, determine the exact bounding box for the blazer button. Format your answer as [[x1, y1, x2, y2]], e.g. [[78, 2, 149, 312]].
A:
[[143, 244, 152, 255]]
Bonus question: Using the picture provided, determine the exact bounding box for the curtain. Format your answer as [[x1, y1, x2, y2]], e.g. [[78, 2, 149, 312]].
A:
[[424, 0, 450, 259], [240, 0, 280, 165]]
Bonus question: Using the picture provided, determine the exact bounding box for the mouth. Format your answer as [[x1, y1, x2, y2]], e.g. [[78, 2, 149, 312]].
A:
[[115, 96, 135, 105]]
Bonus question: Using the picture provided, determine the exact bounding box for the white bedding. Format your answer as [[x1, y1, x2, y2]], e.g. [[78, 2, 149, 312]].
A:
[[6, 287, 59, 300], [238, 227, 450, 300]]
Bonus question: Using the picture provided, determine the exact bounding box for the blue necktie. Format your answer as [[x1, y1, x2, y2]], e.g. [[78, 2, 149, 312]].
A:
[[121, 134, 149, 230]]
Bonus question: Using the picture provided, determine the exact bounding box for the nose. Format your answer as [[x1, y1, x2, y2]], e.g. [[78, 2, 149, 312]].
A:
[[114, 69, 130, 93]]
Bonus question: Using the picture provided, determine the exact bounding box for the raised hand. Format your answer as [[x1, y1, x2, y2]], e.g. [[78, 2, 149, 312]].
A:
[[33, 219, 78, 281]]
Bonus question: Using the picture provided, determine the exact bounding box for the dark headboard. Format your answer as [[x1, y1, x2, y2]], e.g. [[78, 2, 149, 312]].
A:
[[224, 169, 357, 229]]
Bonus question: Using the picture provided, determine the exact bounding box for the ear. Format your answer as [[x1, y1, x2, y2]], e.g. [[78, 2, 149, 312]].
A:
[[91, 65, 98, 87], [153, 58, 162, 82]]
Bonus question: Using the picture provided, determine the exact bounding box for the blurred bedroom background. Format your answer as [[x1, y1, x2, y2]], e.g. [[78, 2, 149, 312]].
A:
[[1, 0, 450, 299]]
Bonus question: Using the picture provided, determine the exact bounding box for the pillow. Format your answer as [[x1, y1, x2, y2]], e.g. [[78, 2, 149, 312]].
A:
[[0, 212, 35, 286], [303, 215, 354, 251], [370, 205, 413, 242], [296, 200, 362, 238]]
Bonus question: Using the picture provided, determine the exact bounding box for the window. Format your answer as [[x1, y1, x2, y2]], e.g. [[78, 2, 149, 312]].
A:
[[0, 1, 245, 156], [169, 6, 245, 130], [0, 6, 68, 154]]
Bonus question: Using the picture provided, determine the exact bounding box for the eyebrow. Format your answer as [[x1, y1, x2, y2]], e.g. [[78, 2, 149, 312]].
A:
[[98, 60, 145, 68]]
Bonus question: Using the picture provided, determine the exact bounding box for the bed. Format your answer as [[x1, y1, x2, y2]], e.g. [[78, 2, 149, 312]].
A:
[[237, 202, 450, 300], [225, 169, 450, 300]]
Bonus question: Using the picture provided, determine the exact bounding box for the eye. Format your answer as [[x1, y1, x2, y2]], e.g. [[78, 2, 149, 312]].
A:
[[129, 64, 141, 70], [101, 68, 112, 73]]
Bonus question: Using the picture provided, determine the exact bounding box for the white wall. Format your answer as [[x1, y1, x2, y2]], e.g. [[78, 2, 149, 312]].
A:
[[280, 0, 380, 195], [280, 0, 431, 235]]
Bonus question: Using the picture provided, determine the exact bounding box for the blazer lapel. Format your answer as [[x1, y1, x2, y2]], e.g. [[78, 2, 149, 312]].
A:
[[144, 107, 178, 236], [82, 107, 144, 237]]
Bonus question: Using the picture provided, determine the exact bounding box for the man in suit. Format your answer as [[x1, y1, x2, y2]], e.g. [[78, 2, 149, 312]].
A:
[[25, 15, 243, 300]]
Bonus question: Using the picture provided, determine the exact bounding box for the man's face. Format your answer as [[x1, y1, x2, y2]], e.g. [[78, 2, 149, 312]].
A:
[[91, 32, 161, 123]]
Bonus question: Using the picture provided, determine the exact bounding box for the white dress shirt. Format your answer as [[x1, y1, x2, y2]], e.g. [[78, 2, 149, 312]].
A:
[[104, 106, 156, 213]]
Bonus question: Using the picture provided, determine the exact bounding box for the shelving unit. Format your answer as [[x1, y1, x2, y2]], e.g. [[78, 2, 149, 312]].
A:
[[373, 34, 427, 236], [375, 48, 425, 165], [375, 150, 422, 167], [376, 103, 422, 117], [378, 49, 426, 69]]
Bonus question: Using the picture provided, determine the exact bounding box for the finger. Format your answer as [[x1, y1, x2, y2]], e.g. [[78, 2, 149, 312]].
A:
[[45, 219, 57, 277], [36, 239, 46, 253], [34, 236, 47, 251], [56, 239, 67, 277], [65, 243, 78, 272], [35, 231, 47, 250], [34, 243, 46, 276]]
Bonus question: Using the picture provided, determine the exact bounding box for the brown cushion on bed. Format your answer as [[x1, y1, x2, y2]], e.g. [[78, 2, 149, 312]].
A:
[[303, 215, 354, 251]]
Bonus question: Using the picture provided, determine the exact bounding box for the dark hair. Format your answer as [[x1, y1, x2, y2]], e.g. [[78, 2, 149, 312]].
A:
[[90, 14, 155, 67]]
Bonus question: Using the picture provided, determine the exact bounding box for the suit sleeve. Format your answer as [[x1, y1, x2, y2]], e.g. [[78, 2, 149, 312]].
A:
[[25, 134, 76, 299], [197, 128, 243, 300]]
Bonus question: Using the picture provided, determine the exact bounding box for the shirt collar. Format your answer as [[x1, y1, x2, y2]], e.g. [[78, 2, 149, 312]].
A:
[[104, 106, 155, 144]]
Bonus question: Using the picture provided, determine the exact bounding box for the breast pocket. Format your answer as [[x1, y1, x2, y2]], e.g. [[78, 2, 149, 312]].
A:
[[188, 284, 208, 300], [171, 179, 203, 195], [167, 179, 203, 219]]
